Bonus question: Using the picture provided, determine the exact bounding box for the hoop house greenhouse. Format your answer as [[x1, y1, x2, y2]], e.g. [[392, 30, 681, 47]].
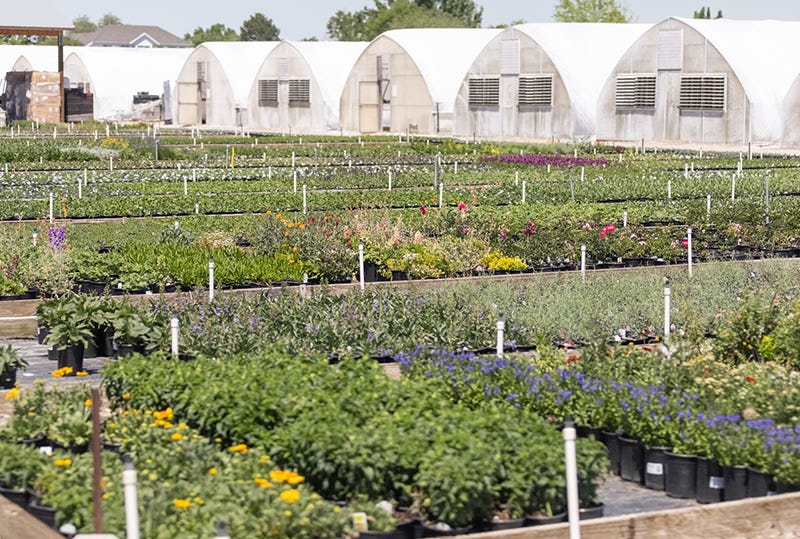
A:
[[596, 18, 800, 146], [249, 41, 367, 133], [175, 42, 279, 128], [453, 23, 648, 142], [340, 28, 501, 135]]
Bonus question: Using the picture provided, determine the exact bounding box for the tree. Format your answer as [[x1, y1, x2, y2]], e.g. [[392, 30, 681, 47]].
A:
[[240, 13, 280, 41], [492, 18, 526, 29], [98, 13, 122, 27], [301, 36, 319, 42], [184, 24, 239, 46], [72, 15, 97, 34], [327, 0, 481, 41], [693, 6, 723, 19], [553, 0, 631, 23]]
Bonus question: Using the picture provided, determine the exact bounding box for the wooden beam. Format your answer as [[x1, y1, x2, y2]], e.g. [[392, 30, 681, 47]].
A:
[[0, 495, 63, 539], [58, 30, 64, 123], [0, 27, 63, 37]]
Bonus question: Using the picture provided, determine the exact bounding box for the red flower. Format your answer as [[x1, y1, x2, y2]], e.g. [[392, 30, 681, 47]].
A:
[[746, 376, 756, 383], [419, 206, 428, 215], [681, 239, 689, 247]]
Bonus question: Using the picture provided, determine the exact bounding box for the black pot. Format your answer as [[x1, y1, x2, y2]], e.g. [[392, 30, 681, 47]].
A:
[[576, 425, 602, 440], [578, 503, 604, 521], [644, 446, 670, 490], [391, 270, 409, 282], [28, 497, 57, 528], [47, 347, 59, 361], [695, 457, 724, 504], [723, 465, 748, 501], [83, 338, 98, 359], [483, 517, 525, 530], [359, 529, 409, 539], [775, 481, 800, 494], [56, 344, 84, 373], [619, 437, 644, 483], [421, 523, 473, 537], [747, 468, 773, 498], [524, 511, 567, 526], [0, 369, 16, 389], [664, 452, 697, 499], [93, 325, 114, 357], [601, 431, 622, 475], [0, 484, 28, 506], [36, 326, 49, 345], [363, 262, 388, 283], [116, 343, 145, 359]]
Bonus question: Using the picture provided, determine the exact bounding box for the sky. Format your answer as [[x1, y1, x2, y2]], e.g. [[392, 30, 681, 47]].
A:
[[56, 1, 800, 41]]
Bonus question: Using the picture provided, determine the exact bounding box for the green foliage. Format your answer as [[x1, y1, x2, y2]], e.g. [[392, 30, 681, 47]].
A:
[[0, 441, 47, 490], [0, 344, 28, 377], [240, 13, 281, 41], [694, 6, 723, 19], [72, 14, 97, 33], [553, 0, 631, 22], [184, 24, 239, 46], [98, 13, 122, 26]]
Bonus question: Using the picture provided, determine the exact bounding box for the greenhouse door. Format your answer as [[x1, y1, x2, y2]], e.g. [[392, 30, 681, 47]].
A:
[[177, 82, 198, 125], [359, 81, 379, 133]]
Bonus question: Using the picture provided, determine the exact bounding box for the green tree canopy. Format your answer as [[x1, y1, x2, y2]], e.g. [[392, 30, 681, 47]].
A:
[[327, 0, 482, 41], [553, 0, 631, 23], [694, 6, 723, 19], [72, 15, 97, 34], [98, 13, 122, 27], [184, 24, 239, 46], [240, 13, 281, 41]]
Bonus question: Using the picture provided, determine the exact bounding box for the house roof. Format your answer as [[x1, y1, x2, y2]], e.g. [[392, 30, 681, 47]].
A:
[[64, 47, 190, 119], [2, 0, 72, 34], [379, 28, 503, 113], [510, 23, 650, 135], [72, 25, 190, 47]]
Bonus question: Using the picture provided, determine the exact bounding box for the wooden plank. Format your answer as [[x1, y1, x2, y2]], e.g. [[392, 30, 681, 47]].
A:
[[0, 494, 62, 539], [0, 317, 37, 339], [456, 492, 800, 539], [0, 299, 38, 318]]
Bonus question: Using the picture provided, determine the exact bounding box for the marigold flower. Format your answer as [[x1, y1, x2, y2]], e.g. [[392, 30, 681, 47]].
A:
[[173, 499, 191, 509], [208, 468, 218, 476], [746, 376, 756, 383], [54, 458, 72, 467], [122, 393, 131, 399], [153, 407, 173, 420], [4, 387, 19, 400], [254, 477, 272, 489], [171, 433, 183, 441], [76, 371, 88, 377], [229, 443, 248, 454], [280, 489, 301, 503], [85, 399, 93, 407], [193, 497, 204, 505]]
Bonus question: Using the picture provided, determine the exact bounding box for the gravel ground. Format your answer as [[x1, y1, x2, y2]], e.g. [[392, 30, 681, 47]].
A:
[[0, 338, 700, 517]]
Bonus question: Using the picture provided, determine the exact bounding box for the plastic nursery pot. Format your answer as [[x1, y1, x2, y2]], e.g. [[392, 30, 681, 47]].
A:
[[524, 511, 567, 526], [421, 523, 474, 537], [722, 465, 748, 502], [601, 430, 622, 476], [619, 437, 645, 484], [747, 468, 774, 498], [664, 452, 697, 499], [644, 446, 670, 491], [483, 517, 525, 530], [56, 344, 84, 373], [695, 457, 724, 504], [577, 503, 604, 521]]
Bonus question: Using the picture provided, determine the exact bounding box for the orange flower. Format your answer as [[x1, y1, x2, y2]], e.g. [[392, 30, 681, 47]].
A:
[[280, 489, 300, 503]]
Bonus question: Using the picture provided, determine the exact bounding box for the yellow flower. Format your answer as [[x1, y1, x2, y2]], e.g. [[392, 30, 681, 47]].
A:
[[280, 489, 301, 503], [270, 470, 304, 484], [170, 433, 183, 441], [153, 407, 173, 420], [286, 473, 304, 485], [229, 443, 248, 454], [254, 477, 272, 489], [173, 499, 191, 509], [54, 458, 72, 467], [284, 510, 293, 517], [259, 455, 271, 463], [193, 497, 204, 505], [85, 399, 93, 406], [4, 387, 19, 400], [122, 392, 131, 399], [76, 371, 88, 377], [208, 468, 218, 476]]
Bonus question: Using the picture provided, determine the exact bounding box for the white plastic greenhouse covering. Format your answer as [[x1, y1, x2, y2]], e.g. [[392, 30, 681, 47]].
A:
[[11, 46, 78, 72], [511, 23, 650, 136], [199, 42, 280, 108], [281, 41, 368, 130], [673, 18, 800, 143], [64, 48, 190, 120], [381, 28, 502, 114]]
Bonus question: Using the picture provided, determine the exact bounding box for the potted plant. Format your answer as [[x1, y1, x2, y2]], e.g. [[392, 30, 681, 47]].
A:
[[42, 298, 93, 373], [0, 345, 27, 389], [109, 304, 151, 358]]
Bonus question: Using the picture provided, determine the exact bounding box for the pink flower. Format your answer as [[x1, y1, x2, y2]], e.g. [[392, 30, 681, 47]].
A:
[[681, 239, 689, 247], [458, 202, 468, 212], [499, 229, 508, 238], [419, 206, 428, 215], [605, 223, 616, 233], [581, 223, 592, 230], [598, 231, 607, 239]]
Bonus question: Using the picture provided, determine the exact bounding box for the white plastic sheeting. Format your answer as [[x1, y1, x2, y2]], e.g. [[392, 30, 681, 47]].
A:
[[11, 46, 77, 72], [64, 47, 190, 120], [511, 23, 649, 136], [675, 18, 800, 144], [380, 28, 502, 114], [199, 42, 280, 107], [283, 41, 368, 130]]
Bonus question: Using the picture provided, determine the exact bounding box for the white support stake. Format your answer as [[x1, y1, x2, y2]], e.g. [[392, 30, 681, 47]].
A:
[[32, 232, 38, 246], [195, 202, 199, 214], [293, 170, 297, 193], [358, 242, 365, 292], [664, 278, 671, 337], [110, 156, 113, 171], [78, 177, 82, 199], [580, 243, 586, 282], [706, 194, 711, 216], [453, 160, 458, 175], [208, 257, 215, 303], [302, 184, 307, 214], [623, 209, 628, 228], [388, 170, 392, 191], [184, 176, 188, 196], [438, 182, 443, 208], [515, 170, 519, 186], [687, 227, 693, 278], [48, 192, 54, 223], [580, 167, 585, 182], [170, 318, 180, 356], [667, 179, 672, 200], [563, 419, 581, 539], [291, 152, 295, 168], [731, 176, 736, 202], [122, 458, 140, 539], [684, 163, 689, 179], [496, 315, 505, 358], [193, 169, 196, 182]]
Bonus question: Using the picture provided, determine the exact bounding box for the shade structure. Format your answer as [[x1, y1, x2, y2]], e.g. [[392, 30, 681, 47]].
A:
[[64, 47, 190, 120], [453, 23, 649, 141], [596, 17, 800, 146], [248, 41, 367, 133], [175, 41, 279, 127], [340, 28, 501, 135]]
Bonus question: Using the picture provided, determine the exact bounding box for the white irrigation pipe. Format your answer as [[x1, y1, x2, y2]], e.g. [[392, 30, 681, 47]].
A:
[[563, 417, 580, 539], [303, 184, 307, 214], [170, 318, 180, 357], [122, 457, 140, 539], [687, 227, 693, 278], [664, 277, 671, 337], [358, 242, 365, 292], [580, 243, 586, 282], [496, 314, 505, 358], [208, 257, 215, 303], [438, 182, 444, 208]]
